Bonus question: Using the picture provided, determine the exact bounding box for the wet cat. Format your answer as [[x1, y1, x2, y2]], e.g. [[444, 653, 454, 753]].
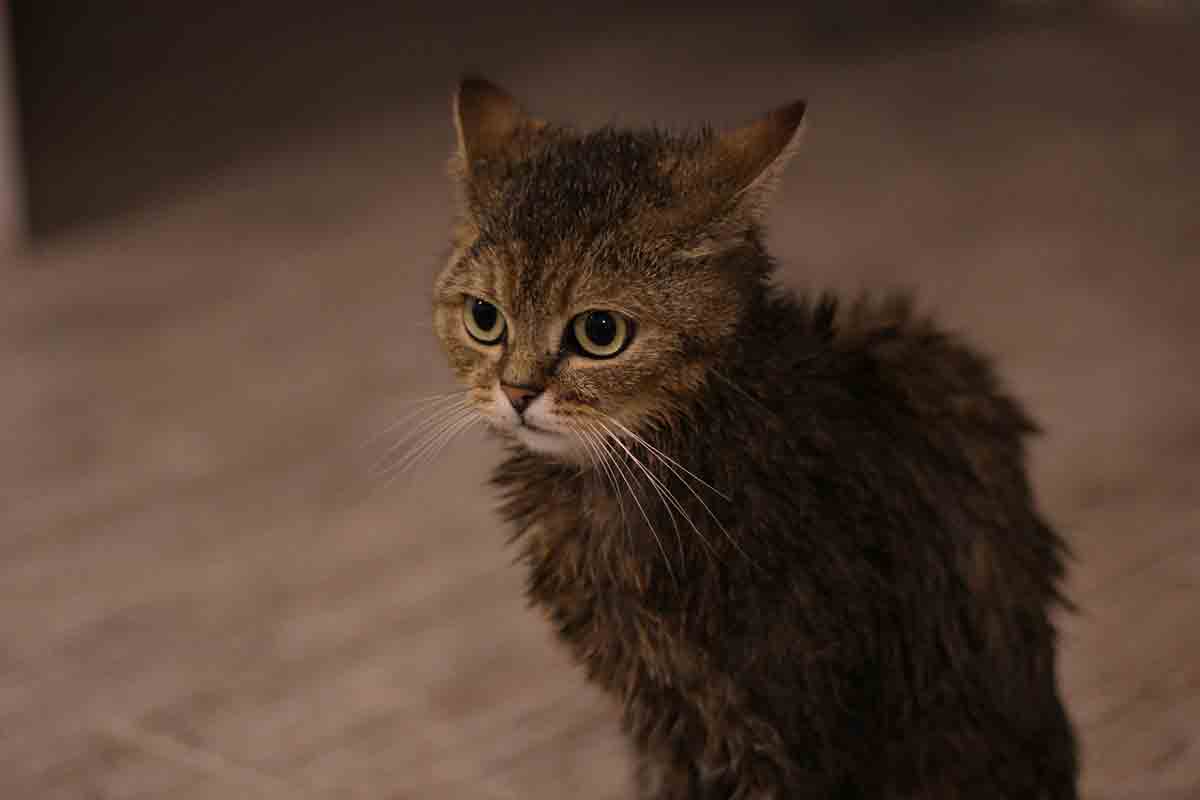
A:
[[432, 77, 1078, 799]]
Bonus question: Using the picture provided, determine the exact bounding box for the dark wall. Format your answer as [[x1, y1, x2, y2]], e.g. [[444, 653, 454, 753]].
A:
[[11, 1, 1085, 238]]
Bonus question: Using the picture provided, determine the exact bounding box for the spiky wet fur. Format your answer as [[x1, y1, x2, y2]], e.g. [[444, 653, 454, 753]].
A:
[[437, 80, 1079, 799]]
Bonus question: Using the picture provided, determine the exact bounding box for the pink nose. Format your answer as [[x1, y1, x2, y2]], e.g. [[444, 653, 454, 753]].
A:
[[501, 384, 540, 414]]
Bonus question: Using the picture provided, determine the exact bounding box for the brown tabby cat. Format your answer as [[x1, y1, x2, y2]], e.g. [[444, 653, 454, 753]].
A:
[[432, 77, 1078, 799]]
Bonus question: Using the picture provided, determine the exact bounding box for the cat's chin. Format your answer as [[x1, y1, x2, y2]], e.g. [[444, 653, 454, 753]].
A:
[[512, 425, 580, 460]]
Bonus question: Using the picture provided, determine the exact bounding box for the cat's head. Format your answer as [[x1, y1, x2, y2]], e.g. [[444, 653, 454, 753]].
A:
[[433, 78, 804, 460]]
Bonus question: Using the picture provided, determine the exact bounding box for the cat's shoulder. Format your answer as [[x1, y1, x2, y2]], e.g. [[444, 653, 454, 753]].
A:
[[767, 287, 1037, 436]]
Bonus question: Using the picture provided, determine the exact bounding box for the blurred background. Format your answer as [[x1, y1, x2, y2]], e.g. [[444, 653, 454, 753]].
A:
[[2, 2, 1198, 798]]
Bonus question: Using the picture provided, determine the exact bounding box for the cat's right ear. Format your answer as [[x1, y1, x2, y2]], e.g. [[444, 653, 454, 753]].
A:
[[667, 99, 807, 246], [714, 99, 807, 224], [452, 77, 542, 174]]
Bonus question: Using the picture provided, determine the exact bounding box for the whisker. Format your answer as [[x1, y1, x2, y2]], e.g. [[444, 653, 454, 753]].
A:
[[605, 415, 754, 568], [594, 420, 687, 569], [604, 417, 729, 501], [711, 368, 774, 419], [570, 426, 605, 490], [411, 408, 480, 467], [595, 419, 709, 566], [389, 405, 475, 466], [584, 421, 676, 585], [381, 414, 478, 487], [362, 391, 466, 448], [389, 413, 481, 482], [369, 404, 470, 472], [571, 424, 638, 582], [372, 398, 471, 470], [571, 424, 605, 488], [575, 423, 630, 553], [375, 405, 475, 480]]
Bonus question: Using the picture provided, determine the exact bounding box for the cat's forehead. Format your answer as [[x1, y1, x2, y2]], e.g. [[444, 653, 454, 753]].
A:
[[481, 233, 621, 325], [470, 129, 709, 309], [477, 129, 700, 250]]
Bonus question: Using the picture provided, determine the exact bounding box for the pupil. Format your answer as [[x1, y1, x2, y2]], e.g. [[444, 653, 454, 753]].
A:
[[585, 312, 615, 346], [472, 300, 497, 332]]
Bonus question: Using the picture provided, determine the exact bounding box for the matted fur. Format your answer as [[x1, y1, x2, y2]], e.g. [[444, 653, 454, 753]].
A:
[[433, 78, 1078, 799]]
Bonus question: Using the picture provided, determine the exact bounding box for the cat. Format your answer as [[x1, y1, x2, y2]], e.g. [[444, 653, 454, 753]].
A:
[[431, 76, 1079, 799]]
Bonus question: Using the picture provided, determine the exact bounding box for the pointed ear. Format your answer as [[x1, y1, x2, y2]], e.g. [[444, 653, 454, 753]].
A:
[[452, 77, 541, 170], [714, 99, 807, 221]]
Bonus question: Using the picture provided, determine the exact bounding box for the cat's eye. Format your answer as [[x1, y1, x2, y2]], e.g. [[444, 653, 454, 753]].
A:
[[463, 296, 506, 344], [569, 310, 633, 358]]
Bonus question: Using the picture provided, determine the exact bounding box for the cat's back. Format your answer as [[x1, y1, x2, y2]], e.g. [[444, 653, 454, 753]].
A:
[[746, 289, 1039, 476], [727, 288, 1061, 583]]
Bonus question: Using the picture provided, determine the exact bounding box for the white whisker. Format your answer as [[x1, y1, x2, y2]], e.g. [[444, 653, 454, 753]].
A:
[[594, 420, 687, 566], [362, 391, 466, 448], [393, 414, 480, 481], [375, 405, 475, 480], [582, 425, 646, 591], [595, 419, 710, 565], [372, 399, 470, 471], [381, 412, 479, 486], [584, 421, 676, 585], [605, 415, 754, 568], [605, 417, 729, 500], [575, 423, 630, 553]]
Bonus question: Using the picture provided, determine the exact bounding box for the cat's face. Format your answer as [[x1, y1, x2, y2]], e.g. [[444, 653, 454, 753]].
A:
[[433, 79, 804, 460], [433, 203, 739, 459]]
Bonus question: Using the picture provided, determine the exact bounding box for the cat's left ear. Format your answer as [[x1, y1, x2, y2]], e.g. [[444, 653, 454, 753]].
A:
[[452, 77, 544, 174], [713, 99, 807, 222]]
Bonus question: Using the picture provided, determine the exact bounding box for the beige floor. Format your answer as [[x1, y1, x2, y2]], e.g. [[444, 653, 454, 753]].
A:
[[2, 17, 1198, 800]]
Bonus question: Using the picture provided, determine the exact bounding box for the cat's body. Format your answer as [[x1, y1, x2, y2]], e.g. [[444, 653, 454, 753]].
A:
[[434, 78, 1078, 798], [496, 289, 1076, 798]]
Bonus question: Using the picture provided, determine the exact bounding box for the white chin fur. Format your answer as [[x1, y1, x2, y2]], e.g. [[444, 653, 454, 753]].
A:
[[513, 425, 578, 458]]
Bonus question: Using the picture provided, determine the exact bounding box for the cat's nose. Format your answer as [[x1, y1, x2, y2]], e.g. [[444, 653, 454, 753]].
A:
[[501, 383, 542, 415]]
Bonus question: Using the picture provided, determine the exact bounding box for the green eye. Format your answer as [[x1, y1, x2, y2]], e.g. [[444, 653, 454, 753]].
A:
[[570, 310, 632, 358], [463, 296, 506, 344]]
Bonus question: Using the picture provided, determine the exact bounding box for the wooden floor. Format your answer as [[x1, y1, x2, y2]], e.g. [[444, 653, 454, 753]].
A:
[[2, 16, 1198, 800]]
